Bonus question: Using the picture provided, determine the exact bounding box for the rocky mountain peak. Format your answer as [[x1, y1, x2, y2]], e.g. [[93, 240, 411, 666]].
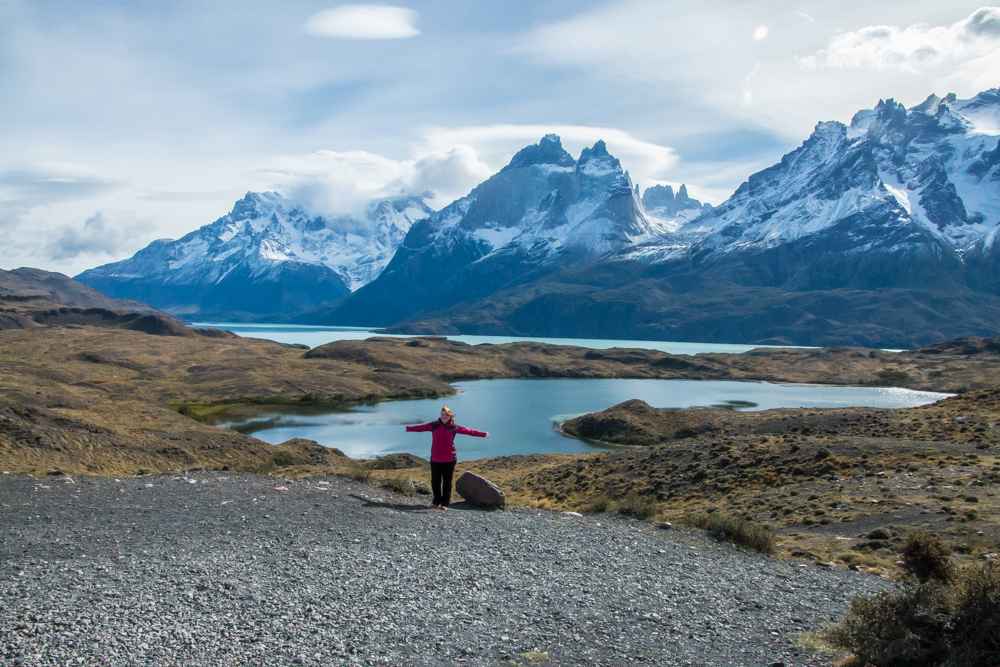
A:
[[502, 134, 575, 171], [577, 140, 621, 176]]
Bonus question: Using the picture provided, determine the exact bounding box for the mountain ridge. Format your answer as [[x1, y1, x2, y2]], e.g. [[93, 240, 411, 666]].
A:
[[76, 89, 1000, 345], [76, 191, 434, 319]]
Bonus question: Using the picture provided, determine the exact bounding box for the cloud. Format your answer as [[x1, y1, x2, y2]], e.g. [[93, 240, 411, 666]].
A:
[[753, 25, 768, 41], [801, 7, 1000, 73], [45, 211, 149, 261], [417, 124, 679, 189], [257, 145, 492, 216], [257, 126, 680, 215], [742, 63, 760, 105], [0, 162, 121, 211], [303, 4, 419, 40]]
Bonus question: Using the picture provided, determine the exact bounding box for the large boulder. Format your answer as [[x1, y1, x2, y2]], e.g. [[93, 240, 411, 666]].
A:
[[455, 471, 507, 509]]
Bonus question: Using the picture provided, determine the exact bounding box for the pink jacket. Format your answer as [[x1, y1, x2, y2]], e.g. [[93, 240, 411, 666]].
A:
[[405, 419, 488, 462]]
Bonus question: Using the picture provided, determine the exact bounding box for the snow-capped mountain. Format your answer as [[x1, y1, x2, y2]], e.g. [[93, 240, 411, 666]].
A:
[[355, 90, 1000, 346], [76, 192, 433, 318], [314, 134, 663, 326], [625, 90, 1000, 292]]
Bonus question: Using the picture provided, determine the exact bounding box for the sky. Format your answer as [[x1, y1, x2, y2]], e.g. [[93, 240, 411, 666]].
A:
[[3, 0, 1000, 276]]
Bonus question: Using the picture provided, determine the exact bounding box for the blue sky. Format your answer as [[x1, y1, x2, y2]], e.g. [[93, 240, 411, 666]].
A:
[[2, 0, 1000, 274]]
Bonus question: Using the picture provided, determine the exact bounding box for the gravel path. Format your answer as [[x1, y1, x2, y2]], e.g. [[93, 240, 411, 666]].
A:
[[1, 472, 889, 667]]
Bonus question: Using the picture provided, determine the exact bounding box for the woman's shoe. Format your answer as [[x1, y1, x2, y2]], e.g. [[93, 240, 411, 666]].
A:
[[440, 505, 448, 511]]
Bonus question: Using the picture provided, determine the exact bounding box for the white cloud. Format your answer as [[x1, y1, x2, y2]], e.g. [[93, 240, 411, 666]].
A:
[[303, 4, 419, 40], [0, 162, 121, 210], [417, 124, 679, 190], [802, 7, 1000, 73], [257, 126, 681, 215], [257, 145, 492, 216], [45, 211, 149, 261], [753, 25, 768, 41], [742, 63, 760, 105]]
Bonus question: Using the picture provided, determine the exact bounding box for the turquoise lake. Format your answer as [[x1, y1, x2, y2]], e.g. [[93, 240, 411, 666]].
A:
[[211, 379, 951, 461]]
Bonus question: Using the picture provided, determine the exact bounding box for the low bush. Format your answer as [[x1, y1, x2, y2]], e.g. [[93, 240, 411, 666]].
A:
[[580, 494, 612, 514], [271, 450, 297, 468], [379, 476, 416, 497], [680, 510, 776, 555], [901, 531, 954, 583], [340, 465, 372, 484], [615, 491, 660, 521], [951, 563, 1000, 667], [827, 560, 999, 667]]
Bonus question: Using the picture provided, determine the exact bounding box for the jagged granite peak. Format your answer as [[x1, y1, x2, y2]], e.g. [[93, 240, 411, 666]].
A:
[[313, 136, 662, 326], [620, 89, 1000, 293], [641, 184, 711, 226], [502, 133, 576, 171], [76, 191, 434, 318]]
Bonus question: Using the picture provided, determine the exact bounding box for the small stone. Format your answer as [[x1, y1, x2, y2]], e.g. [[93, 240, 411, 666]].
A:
[[561, 511, 582, 517], [274, 486, 289, 491], [656, 522, 672, 530]]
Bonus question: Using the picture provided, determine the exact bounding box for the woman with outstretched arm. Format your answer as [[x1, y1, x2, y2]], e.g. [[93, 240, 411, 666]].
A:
[[405, 406, 489, 510]]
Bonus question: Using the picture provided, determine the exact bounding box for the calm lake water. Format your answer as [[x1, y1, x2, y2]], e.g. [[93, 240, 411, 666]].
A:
[[190, 323, 809, 356], [210, 379, 951, 461]]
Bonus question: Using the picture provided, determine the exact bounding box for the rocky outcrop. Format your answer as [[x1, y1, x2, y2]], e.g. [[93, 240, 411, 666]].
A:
[[369, 452, 428, 469]]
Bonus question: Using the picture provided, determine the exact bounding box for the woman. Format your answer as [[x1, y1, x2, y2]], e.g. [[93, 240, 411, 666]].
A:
[[405, 406, 489, 510]]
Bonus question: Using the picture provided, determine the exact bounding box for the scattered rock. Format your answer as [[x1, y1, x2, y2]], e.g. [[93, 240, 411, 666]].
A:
[[408, 480, 432, 495]]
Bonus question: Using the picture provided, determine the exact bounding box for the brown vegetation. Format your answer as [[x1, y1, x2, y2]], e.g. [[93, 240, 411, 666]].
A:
[[2, 306, 1000, 576]]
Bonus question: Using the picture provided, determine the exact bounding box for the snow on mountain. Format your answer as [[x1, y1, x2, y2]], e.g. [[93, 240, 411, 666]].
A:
[[421, 134, 663, 263], [640, 183, 712, 232], [76, 191, 433, 317], [622, 89, 1000, 286], [315, 134, 662, 325]]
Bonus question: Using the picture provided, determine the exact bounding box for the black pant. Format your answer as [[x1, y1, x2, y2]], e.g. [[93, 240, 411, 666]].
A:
[[430, 461, 456, 507]]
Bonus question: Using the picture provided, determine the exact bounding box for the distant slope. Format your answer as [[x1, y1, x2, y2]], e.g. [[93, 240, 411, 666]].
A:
[[0, 267, 163, 314]]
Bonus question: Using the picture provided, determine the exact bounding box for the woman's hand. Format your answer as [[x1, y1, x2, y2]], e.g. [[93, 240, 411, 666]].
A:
[[485, 432, 490, 438]]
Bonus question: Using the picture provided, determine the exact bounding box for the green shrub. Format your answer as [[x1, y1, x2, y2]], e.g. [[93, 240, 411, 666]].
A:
[[580, 494, 612, 513], [615, 491, 660, 520], [826, 563, 999, 667], [380, 476, 416, 497], [901, 531, 954, 583], [825, 584, 949, 667], [680, 510, 776, 555], [340, 465, 372, 484], [271, 450, 297, 468], [950, 563, 1000, 667]]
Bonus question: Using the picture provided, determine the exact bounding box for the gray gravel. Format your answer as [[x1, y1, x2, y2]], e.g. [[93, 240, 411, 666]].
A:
[[1, 472, 889, 667]]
